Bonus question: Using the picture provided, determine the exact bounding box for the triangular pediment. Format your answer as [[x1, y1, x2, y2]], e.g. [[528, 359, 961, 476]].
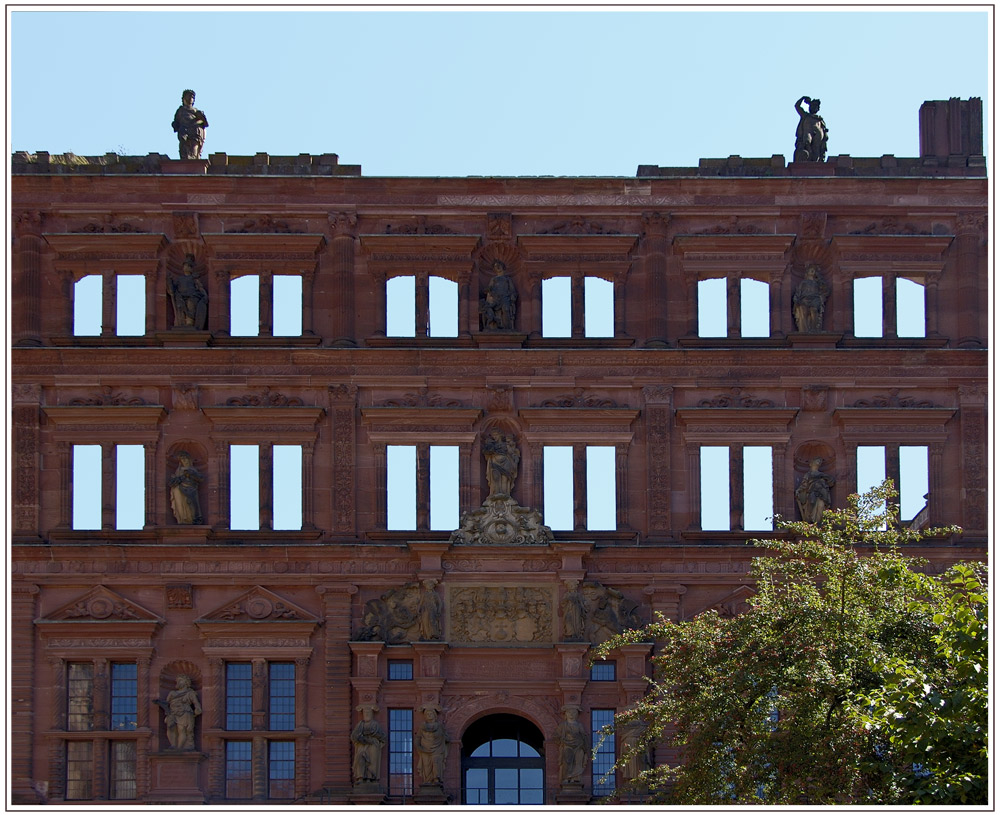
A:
[[197, 586, 318, 624], [38, 585, 162, 624]]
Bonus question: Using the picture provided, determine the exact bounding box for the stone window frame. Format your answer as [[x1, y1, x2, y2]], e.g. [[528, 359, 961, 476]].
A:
[[45, 232, 167, 344], [201, 232, 325, 344], [360, 234, 482, 345], [830, 233, 952, 345], [673, 234, 795, 344], [518, 407, 639, 537], [675, 406, 799, 538], [361, 407, 482, 535], [516, 233, 638, 345]]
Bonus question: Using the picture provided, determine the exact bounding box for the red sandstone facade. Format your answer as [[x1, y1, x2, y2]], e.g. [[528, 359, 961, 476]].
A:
[[10, 98, 987, 805]]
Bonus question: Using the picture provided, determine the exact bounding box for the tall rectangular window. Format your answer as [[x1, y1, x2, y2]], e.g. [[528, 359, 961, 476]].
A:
[[269, 663, 295, 731], [110, 663, 138, 731], [116, 444, 145, 530], [584, 276, 614, 337], [697, 278, 727, 337], [740, 278, 770, 337], [429, 276, 458, 337], [899, 445, 929, 522], [268, 740, 295, 799], [743, 446, 774, 530], [543, 446, 574, 530], [73, 275, 103, 336], [896, 277, 926, 338], [230, 274, 260, 337], [592, 708, 616, 796], [430, 445, 459, 530], [225, 740, 253, 799], [273, 444, 303, 531], [542, 276, 572, 337], [853, 277, 883, 337], [72, 445, 102, 531], [116, 275, 146, 336], [226, 663, 253, 730], [700, 446, 730, 530], [109, 741, 137, 800], [386, 275, 416, 337], [65, 742, 93, 800], [387, 445, 417, 530], [272, 275, 303, 336], [586, 446, 616, 529], [388, 708, 413, 796], [229, 445, 260, 530], [67, 662, 94, 731]]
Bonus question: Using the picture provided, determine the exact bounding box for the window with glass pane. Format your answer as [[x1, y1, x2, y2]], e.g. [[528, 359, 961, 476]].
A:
[[65, 742, 93, 800], [110, 663, 138, 730], [268, 740, 295, 799], [226, 663, 253, 730], [590, 660, 616, 681], [592, 708, 616, 796], [388, 708, 413, 796], [269, 662, 295, 730], [226, 740, 253, 799], [67, 662, 94, 731], [387, 660, 413, 681], [109, 741, 137, 800]]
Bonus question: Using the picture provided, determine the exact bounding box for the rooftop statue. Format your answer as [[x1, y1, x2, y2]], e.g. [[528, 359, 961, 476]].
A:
[[172, 89, 209, 160], [794, 95, 829, 162]]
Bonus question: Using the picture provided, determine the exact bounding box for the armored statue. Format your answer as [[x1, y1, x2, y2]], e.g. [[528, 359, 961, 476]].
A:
[[480, 259, 517, 331], [795, 457, 835, 523], [794, 95, 829, 162], [171, 89, 209, 160], [792, 265, 831, 333], [154, 674, 202, 751]]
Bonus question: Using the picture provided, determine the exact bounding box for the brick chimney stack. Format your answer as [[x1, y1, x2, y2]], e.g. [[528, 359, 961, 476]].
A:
[[919, 97, 985, 166]]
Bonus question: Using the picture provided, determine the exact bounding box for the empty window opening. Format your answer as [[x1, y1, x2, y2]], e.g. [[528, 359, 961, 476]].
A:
[[115, 444, 145, 530], [896, 277, 926, 338], [700, 446, 730, 530], [586, 446, 617, 529], [73, 275, 103, 336], [856, 445, 887, 525], [230, 444, 303, 530], [592, 708, 616, 796], [389, 709, 414, 796], [72, 445, 103, 530], [430, 445, 459, 530], [116, 275, 146, 336], [697, 278, 727, 337], [229, 445, 260, 530], [584, 276, 614, 338], [899, 445, 929, 522], [740, 278, 770, 338], [272, 444, 303, 530], [272, 275, 303, 336], [387, 445, 417, 530], [853, 277, 883, 337], [429, 276, 458, 337], [542, 277, 572, 337], [386, 275, 416, 337], [543, 446, 574, 529], [229, 275, 259, 337], [743, 445, 774, 530]]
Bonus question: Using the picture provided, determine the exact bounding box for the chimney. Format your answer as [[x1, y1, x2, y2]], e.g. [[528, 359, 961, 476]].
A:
[[919, 97, 984, 163]]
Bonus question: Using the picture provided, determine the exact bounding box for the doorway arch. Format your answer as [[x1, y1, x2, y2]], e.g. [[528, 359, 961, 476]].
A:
[[461, 713, 545, 805]]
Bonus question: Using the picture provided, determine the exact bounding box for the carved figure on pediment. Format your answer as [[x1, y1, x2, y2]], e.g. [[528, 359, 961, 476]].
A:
[[169, 451, 204, 525], [415, 705, 447, 786], [168, 254, 208, 330], [352, 705, 387, 784], [484, 429, 519, 497], [792, 265, 831, 332], [480, 260, 518, 331], [171, 89, 208, 160], [794, 96, 828, 162], [574, 581, 642, 643], [356, 582, 439, 643], [795, 457, 835, 524], [556, 706, 589, 785], [154, 674, 202, 751]]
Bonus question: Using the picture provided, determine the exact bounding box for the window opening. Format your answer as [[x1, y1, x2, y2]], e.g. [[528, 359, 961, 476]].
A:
[[586, 446, 617, 529], [115, 275, 146, 336], [269, 663, 295, 730], [229, 445, 260, 530], [72, 445, 103, 530], [856, 445, 887, 526], [542, 276, 572, 337], [388, 708, 414, 797], [67, 662, 94, 731], [743, 446, 774, 530], [230, 444, 302, 530], [225, 662, 253, 730], [592, 708, 616, 796], [273, 445, 303, 530], [268, 741, 295, 799], [116, 444, 145, 530], [896, 277, 926, 338], [230, 274, 260, 337], [740, 278, 769, 337], [899, 445, 929, 522], [73, 275, 103, 336], [543, 446, 574, 530], [590, 660, 616, 681], [225, 740, 253, 799], [272, 275, 303, 336], [65, 742, 93, 800], [387, 660, 413, 681], [110, 663, 138, 731], [853, 277, 883, 337], [429, 276, 458, 337], [386, 445, 417, 530], [700, 446, 730, 530], [430, 445, 459, 530], [584, 276, 614, 337], [462, 715, 545, 805], [386, 275, 416, 337], [697, 278, 727, 337], [701, 446, 773, 531], [109, 741, 137, 800]]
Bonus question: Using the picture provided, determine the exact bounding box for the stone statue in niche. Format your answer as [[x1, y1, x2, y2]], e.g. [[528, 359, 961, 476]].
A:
[[355, 581, 442, 643], [171, 89, 209, 160], [794, 96, 829, 162], [562, 580, 641, 643], [169, 451, 204, 524], [168, 254, 208, 330], [795, 457, 836, 523], [415, 705, 447, 786], [154, 674, 202, 751], [556, 706, 589, 785], [620, 718, 653, 781], [792, 265, 831, 333], [483, 429, 520, 497], [480, 259, 517, 331], [560, 580, 586, 641], [351, 704, 387, 785]]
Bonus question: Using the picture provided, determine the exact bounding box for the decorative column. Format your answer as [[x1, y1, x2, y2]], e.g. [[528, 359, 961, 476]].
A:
[[643, 583, 687, 623], [769, 272, 784, 337], [211, 269, 231, 337], [573, 444, 587, 531], [415, 271, 429, 338], [144, 441, 157, 529], [614, 443, 630, 530], [416, 444, 430, 530], [258, 443, 273, 530], [329, 385, 358, 534], [526, 272, 543, 339], [58, 441, 72, 529], [329, 212, 358, 346], [643, 386, 673, 535], [957, 385, 987, 532], [613, 274, 627, 339], [101, 269, 116, 339], [372, 443, 387, 530], [924, 269, 941, 337], [302, 440, 316, 530], [729, 445, 743, 531], [570, 272, 585, 338], [13, 211, 43, 346], [317, 584, 358, 794], [214, 440, 229, 528], [10, 585, 40, 803], [457, 269, 473, 338], [258, 270, 273, 337], [12, 386, 40, 537], [348, 640, 387, 803], [101, 441, 115, 531], [300, 268, 317, 337], [726, 272, 741, 338], [882, 273, 897, 338], [641, 212, 670, 346], [686, 443, 701, 530]]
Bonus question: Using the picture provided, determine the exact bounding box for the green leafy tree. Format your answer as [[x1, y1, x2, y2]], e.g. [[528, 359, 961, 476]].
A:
[[594, 481, 986, 805]]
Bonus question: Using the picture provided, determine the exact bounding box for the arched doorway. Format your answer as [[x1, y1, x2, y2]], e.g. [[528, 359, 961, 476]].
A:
[[461, 714, 545, 805]]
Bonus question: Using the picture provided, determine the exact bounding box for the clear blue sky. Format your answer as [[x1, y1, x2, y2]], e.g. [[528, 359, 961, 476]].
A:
[[8, 6, 991, 176]]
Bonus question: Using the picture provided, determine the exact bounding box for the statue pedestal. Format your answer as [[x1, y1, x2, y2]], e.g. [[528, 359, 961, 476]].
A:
[[555, 783, 590, 804], [473, 331, 526, 349], [788, 331, 842, 349], [349, 783, 387, 804], [156, 330, 211, 348], [146, 751, 207, 804], [413, 783, 449, 804], [157, 525, 211, 544], [162, 159, 209, 175]]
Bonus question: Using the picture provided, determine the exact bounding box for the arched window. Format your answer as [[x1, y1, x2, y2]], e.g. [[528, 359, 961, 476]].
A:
[[462, 714, 545, 805]]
